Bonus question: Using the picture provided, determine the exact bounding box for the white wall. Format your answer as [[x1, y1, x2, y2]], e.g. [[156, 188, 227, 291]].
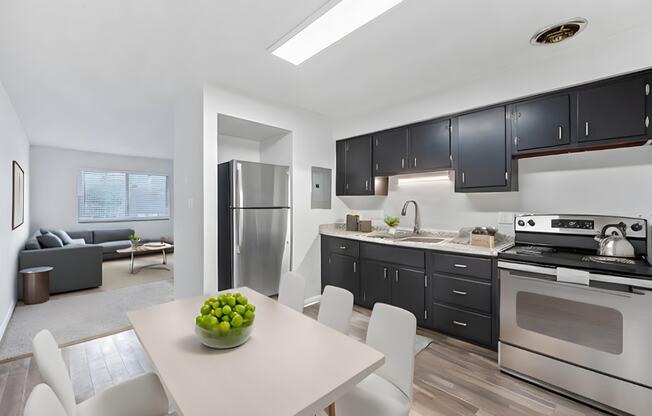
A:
[[0, 80, 30, 340], [192, 85, 340, 300], [260, 133, 292, 166], [217, 134, 261, 164], [333, 30, 652, 231], [30, 146, 174, 241]]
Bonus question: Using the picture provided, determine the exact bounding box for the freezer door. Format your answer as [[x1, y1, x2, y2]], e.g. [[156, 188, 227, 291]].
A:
[[232, 161, 290, 208], [232, 207, 291, 296]]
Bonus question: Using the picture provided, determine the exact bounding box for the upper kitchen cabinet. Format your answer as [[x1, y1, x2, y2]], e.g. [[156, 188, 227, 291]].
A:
[[336, 136, 388, 196], [577, 76, 648, 144], [512, 94, 571, 154], [408, 119, 451, 171], [455, 106, 517, 192], [373, 127, 408, 176]]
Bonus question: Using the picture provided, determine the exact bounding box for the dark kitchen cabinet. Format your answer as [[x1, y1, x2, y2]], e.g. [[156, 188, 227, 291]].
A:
[[577, 76, 648, 143], [512, 94, 571, 153], [455, 106, 516, 192], [336, 136, 387, 196], [408, 119, 451, 171], [392, 266, 426, 326], [373, 128, 408, 176], [360, 260, 391, 308], [325, 253, 359, 302]]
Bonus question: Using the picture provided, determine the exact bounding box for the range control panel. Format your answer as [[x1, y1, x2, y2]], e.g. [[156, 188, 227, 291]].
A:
[[515, 214, 647, 239]]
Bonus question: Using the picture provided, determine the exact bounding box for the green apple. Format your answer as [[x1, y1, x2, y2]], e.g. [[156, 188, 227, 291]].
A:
[[222, 305, 232, 315], [234, 304, 246, 315], [212, 307, 223, 317], [244, 310, 255, 320], [236, 295, 248, 305], [218, 321, 230, 332], [200, 305, 212, 315], [231, 314, 244, 328]]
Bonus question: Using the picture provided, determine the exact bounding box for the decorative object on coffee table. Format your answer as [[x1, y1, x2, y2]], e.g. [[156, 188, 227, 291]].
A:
[[128, 233, 141, 248], [12, 161, 24, 230], [117, 243, 173, 274], [20, 266, 52, 305]]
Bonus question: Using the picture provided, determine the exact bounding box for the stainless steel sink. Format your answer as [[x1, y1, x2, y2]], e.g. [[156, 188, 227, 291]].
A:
[[397, 236, 445, 244]]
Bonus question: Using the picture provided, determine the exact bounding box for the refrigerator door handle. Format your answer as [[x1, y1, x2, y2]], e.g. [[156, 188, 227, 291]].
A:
[[235, 208, 243, 254]]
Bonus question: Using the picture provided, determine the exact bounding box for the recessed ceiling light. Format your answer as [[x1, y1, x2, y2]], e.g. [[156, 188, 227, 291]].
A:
[[531, 17, 588, 45], [271, 0, 406, 65]]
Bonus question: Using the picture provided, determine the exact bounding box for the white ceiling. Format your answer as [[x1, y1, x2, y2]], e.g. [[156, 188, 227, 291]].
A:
[[218, 114, 290, 142], [1, 1, 651, 158]]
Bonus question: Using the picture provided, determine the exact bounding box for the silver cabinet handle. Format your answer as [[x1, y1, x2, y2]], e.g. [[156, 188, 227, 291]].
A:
[[375, 163, 379, 171], [339, 246, 346, 250], [452, 290, 468, 296], [365, 179, 369, 190], [454, 264, 467, 269], [414, 157, 417, 168], [383, 267, 388, 279], [453, 320, 468, 327], [461, 172, 465, 184], [395, 269, 399, 283], [401, 158, 405, 169], [558, 126, 563, 140], [514, 136, 519, 147], [585, 121, 589, 136], [353, 262, 356, 273]]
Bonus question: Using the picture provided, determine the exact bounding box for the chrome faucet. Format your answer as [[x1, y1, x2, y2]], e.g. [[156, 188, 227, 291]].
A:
[[401, 200, 420, 234]]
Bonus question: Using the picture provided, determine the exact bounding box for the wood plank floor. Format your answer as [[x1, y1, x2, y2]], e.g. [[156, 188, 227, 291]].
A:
[[0, 303, 609, 416]]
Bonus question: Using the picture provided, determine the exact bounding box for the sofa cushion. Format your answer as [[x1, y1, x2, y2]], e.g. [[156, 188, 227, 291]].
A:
[[37, 232, 64, 248], [69, 238, 86, 245], [93, 229, 134, 244], [49, 229, 73, 245], [67, 231, 94, 244], [25, 231, 42, 250], [98, 240, 131, 254]]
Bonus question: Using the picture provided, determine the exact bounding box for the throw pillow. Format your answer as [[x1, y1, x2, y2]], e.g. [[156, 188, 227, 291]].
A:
[[37, 232, 64, 248], [69, 238, 86, 245], [50, 229, 74, 245], [24, 238, 41, 250]]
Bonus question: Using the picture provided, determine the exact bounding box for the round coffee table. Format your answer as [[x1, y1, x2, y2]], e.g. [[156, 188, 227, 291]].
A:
[[117, 243, 173, 274], [20, 266, 53, 304]]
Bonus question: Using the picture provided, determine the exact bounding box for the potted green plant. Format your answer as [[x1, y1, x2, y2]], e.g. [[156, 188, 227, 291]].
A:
[[384, 216, 400, 235], [128, 234, 141, 248]]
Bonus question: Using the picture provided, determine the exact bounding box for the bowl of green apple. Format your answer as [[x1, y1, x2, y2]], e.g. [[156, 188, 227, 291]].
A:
[[195, 292, 256, 349]]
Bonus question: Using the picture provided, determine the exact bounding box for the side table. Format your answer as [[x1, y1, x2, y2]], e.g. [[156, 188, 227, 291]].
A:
[[20, 266, 53, 305]]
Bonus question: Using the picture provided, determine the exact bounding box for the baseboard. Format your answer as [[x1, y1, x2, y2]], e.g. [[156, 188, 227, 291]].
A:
[[304, 294, 321, 307], [0, 300, 16, 344]]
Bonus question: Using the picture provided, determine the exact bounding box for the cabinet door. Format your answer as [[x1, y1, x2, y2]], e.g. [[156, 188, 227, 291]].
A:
[[373, 128, 408, 176], [328, 253, 359, 302], [578, 77, 647, 143], [345, 136, 373, 195], [335, 140, 346, 196], [360, 260, 391, 308], [391, 266, 426, 325], [457, 106, 507, 189], [513, 95, 570, 152], [409, 120, 451, 170]]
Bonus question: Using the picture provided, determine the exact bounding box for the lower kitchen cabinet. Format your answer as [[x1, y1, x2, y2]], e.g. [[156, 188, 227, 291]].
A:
[[321, 234, 497, 349]]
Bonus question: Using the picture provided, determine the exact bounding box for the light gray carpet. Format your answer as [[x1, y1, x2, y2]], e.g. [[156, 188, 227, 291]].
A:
[[414, 334, 433, 355], [0, 279, 174, 361]]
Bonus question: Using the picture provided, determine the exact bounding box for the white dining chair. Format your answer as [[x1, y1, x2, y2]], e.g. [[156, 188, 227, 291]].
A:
[[32, 329, 169, 416], [24, 384, 68, 416], [317, 285, 354, 335], [278, 271, 306, 312], [334, 303, 416, 416]]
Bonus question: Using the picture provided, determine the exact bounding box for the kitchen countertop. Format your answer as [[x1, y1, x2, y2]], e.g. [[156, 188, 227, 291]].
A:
[[319, 223, 513, 257]]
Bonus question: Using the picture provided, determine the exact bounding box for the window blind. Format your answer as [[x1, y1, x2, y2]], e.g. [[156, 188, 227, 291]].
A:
[[78, 170, 169, 222]]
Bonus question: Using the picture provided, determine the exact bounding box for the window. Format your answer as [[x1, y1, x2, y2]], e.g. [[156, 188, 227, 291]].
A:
[[78, 170, 169, 222]]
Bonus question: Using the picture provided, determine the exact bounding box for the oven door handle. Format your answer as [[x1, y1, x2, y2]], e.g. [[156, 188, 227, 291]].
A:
[[498, 261, 652, 290]]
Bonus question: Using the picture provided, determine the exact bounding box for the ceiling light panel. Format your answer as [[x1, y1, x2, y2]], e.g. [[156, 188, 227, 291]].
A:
[[271, 0, 405, 65]]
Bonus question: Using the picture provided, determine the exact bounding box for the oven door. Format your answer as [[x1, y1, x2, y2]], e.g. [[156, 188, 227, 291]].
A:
[[499, 262, 652, 388]]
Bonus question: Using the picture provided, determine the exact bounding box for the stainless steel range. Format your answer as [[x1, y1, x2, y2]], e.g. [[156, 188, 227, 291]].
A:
[[498, 214, 652, 416]]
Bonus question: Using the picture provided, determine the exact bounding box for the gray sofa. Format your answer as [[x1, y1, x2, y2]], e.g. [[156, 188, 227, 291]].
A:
[[18, 228, 173, 297]]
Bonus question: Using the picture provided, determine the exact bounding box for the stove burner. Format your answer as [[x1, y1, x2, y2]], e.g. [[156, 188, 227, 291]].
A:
[[582, 256, 636, 265]]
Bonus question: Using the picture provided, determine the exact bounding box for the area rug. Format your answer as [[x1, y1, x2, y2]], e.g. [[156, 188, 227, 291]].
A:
[[0, 279, 174, 361]]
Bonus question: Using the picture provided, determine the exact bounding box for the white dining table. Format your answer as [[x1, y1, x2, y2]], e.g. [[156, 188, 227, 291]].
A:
[[127, 287, 385, 416]]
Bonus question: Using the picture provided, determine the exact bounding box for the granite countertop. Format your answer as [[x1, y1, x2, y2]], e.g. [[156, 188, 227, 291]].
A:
[[319, 223, 513, 257]]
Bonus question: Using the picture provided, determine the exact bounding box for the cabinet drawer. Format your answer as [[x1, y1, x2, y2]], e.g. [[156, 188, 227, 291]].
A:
[[432, 274, 491, 313], [431, 303, 492, 346], [325, 237, 359, 257], [432, 252, 491, 280], [360, 243, 424, 268]]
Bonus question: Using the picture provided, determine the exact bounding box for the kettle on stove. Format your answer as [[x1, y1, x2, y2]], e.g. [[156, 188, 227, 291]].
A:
[[594, 223, 636, 258]]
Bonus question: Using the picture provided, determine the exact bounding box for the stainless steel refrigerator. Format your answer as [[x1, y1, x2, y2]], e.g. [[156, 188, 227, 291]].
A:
[[217, 160, 291, 296]]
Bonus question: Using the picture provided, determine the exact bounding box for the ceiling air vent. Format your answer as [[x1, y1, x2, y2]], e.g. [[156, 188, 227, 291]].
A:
[[530, 18, 587, 45]]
